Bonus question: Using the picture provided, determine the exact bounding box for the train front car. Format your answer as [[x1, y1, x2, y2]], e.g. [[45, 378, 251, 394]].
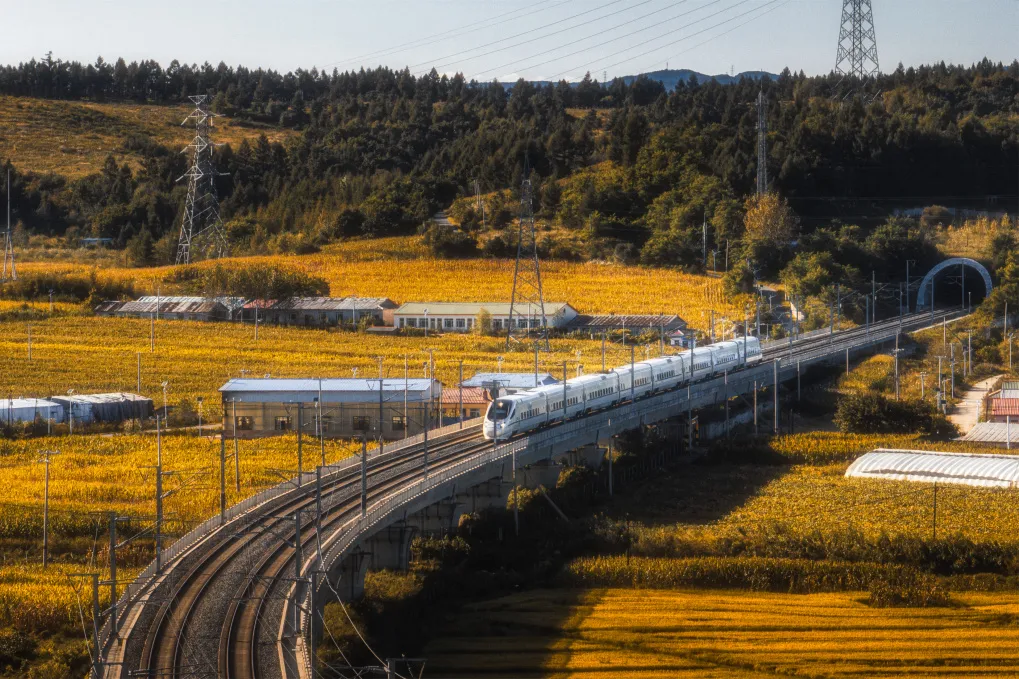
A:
[[483, 396, 519, 440]]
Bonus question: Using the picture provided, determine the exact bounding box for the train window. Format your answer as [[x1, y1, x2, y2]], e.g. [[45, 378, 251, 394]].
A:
[[487, 400, 513, 421]]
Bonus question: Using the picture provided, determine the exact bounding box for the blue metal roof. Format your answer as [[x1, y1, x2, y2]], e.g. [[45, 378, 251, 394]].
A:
[[462, 373, 559, 388]]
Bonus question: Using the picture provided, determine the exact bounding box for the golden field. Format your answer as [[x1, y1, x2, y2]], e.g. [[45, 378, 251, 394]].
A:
[[0, 95, 295, 178], [0, 314, 638, 418], [0, 432, 359, 635], [426, 588, 1019, 678], [15, 236, 748, 326]]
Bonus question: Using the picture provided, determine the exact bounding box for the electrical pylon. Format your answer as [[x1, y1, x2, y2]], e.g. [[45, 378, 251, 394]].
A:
[[834, 0, 880, 82], [756, 89, 767, 196], [506, 176, 549, 350], [2, 169, 15, 282], [175, 95, 228, 265]]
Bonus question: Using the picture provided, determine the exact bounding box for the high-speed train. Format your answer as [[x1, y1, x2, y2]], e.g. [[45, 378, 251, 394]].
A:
[[483, 336, 762, 440]]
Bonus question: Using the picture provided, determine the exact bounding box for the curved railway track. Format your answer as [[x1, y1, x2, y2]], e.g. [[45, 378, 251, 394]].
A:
[[138, 427, 484, 679]]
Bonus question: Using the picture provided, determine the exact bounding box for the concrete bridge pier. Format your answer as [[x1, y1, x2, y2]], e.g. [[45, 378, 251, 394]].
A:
[[410, 501, 463, 537], [365, 523, 417, 572], [563, 444, 606, 470], [456, 477, 510, 513], [518, 459, 564, 488], [327, 548, 371, 601]]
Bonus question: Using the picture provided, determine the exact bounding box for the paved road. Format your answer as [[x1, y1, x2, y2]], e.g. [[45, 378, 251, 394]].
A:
[[949, 374, 1002, 434]]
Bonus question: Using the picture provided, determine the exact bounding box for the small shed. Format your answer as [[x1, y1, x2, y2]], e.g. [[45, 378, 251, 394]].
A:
[[958, 422, 1019, 448], [567, 314, 687, 334], [49, 393, 154, 424], [114, 296, 244, 322], [990, 398, 1019, 423], [268, 297, 397, 327], [440, 387, 491, 421], [0, 398, 64, 425]]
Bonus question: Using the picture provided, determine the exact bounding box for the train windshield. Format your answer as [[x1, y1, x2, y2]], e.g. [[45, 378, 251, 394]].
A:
[[486, 400, 514, 421]]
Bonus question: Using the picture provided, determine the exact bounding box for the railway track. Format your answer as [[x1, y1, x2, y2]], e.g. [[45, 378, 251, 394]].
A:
[[127, 308, 968, 679], [136, 427, 484, 679]]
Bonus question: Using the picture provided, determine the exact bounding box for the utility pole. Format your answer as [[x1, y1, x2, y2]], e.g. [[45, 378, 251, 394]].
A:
[[233, 399, 240, 492], [360, 437, 368, 517], [601, 331, 606, 372], [920, 371, 927, 399], [702, 214, 707, 268], [136, 353, 141, 394], [378, 356, 385, 451], [38, 450, 60, 568], [26, 324, 31, 360], [757, 88, 767, 196], [219, 433, 227, 523], [773, 359, 780, 435], [894, 333, 900, 400], [154, 417, 165, 572], [2, 169, 15, 282], [459, 359, 464, 428]]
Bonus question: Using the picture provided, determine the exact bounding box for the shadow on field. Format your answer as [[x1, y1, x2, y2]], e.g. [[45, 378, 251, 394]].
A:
[[603, 461, 790, 528], [424, 588, 600, 678]]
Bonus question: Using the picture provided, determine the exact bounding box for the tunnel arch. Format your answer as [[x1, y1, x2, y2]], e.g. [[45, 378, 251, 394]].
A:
[[915, 257, 993, 310]]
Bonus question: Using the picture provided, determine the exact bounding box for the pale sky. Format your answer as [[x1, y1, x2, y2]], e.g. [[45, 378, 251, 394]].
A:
[[2, 0, 1015, 82]]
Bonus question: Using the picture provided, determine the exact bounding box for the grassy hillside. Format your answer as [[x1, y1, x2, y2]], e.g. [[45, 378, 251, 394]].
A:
[[0, 95, 296, 178], [427, 588, 1019, 678]]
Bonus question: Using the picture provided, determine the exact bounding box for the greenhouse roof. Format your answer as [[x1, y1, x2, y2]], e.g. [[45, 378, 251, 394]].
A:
[[846, 449, 1019, 489]]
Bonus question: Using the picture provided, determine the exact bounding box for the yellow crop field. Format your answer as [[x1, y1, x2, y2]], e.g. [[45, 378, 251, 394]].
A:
[[426, 588, 1019, 678], [16, 236, 748, 327], [0, 314, 640, 418], [0, 95, 296, 178]]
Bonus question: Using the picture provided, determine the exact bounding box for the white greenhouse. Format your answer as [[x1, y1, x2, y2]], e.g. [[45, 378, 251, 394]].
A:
[[846, 449, 1019, 489]]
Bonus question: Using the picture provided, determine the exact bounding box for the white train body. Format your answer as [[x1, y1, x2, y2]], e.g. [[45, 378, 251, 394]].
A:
[[483, 336, 763, 440]]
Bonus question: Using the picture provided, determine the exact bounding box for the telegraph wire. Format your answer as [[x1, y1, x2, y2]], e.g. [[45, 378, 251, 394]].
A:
[[471, 0, 714, 79], [409, 0, 636, 72], [323, 0, 565, 70]]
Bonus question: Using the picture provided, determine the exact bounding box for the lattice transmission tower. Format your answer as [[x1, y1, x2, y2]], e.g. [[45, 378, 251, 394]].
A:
[[2, 170, 15, 282], [834, 0, 879, 81], [506, 176, 549, 350], [756, 89, 767, 196], [175, 95, 228, 265]]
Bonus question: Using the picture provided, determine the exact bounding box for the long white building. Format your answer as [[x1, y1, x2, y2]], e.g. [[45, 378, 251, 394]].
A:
[[393, 302, 578, 333]]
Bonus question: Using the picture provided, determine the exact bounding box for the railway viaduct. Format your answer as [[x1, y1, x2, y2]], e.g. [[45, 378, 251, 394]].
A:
[[98, 307, 969, 679]]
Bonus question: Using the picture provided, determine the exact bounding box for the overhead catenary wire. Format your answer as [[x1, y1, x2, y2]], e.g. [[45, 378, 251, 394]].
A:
[[409, 0, 636, 72]]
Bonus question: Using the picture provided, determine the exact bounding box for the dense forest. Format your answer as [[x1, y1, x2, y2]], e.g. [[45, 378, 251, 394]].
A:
[[0, 54, 1017, 300]]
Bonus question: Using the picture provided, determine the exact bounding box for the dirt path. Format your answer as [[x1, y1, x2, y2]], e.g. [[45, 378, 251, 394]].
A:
[[948, 374, 1002, 434]]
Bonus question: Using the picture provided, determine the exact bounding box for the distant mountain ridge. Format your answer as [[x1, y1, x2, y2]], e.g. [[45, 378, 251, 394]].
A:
[[512, 68, 779, 89], [622, 68, 778, 88]]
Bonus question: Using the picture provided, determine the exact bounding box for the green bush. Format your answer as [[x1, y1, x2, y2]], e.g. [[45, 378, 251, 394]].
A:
[[835, 391, 958, 439], [867, 569, 952, 607]]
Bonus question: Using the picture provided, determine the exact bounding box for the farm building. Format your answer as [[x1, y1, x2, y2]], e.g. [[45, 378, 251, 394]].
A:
[[106, 296, 246, 322], [567, 314, 687, 335], [958, 422, 1019, 448], [1, 398, 64, 425], [989, 398, 1019, 423], [48, 393, 154, 424], [440, 387, 491, 421], [1000, 381, 1019, 399], [392, 302, 578, 333], [461, 372, 559, 397], [258, 297, 397, 327], [219, 378, 442, 440]]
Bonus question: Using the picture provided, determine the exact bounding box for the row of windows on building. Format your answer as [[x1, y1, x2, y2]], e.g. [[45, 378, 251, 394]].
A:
[[237, 414, 410, 432], [398, 317, 546, 330]]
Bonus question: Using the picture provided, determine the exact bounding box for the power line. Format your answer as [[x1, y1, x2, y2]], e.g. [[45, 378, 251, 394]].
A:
[[409, 0, 635, 72], [556, 0, 783, 81], [323, 0, 565, 70], [473, 0, 724, 80], [545, 0, 759, 82], [659, 0, 792, 67]]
